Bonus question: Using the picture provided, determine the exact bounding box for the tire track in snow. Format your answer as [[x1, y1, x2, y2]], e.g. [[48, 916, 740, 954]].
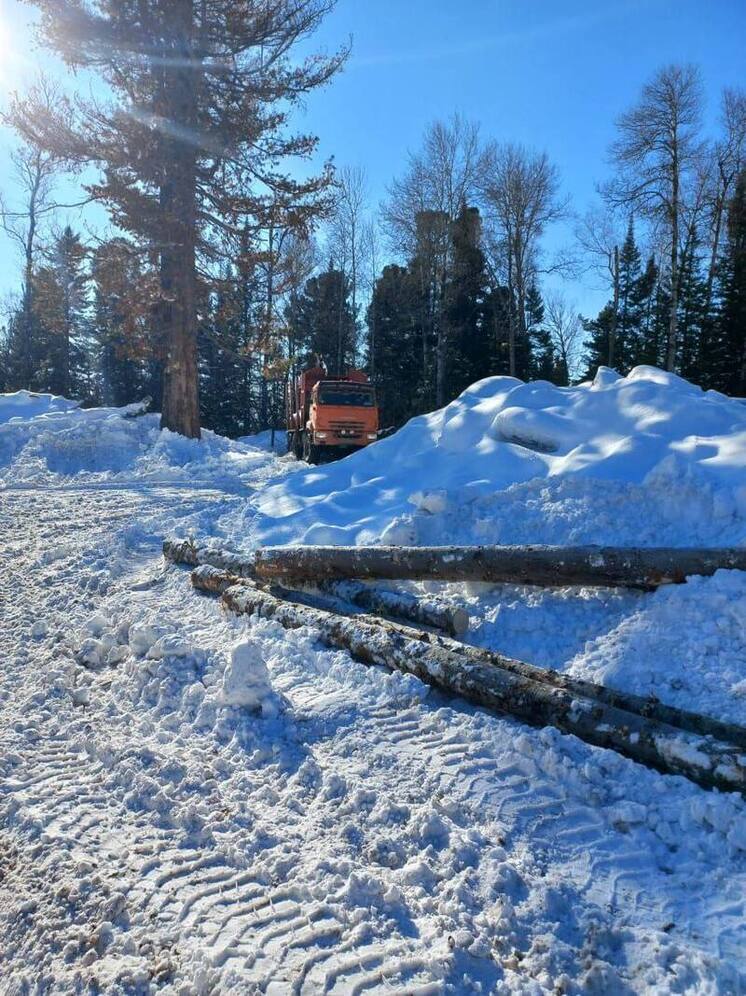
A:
[[2, 486, 744, 992]]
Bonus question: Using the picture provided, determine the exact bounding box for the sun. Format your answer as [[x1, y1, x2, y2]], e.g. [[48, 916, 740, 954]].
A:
[[0, 11, 33, 101]]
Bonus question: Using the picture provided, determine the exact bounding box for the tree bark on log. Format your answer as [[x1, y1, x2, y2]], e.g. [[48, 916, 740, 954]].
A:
[[190, 566, 746, 750], [317, 579, 469, 637], [165, 539, 468, 635], [254, 544, 746, 589], [190, 568, 746, 793], [163, 538, 257, 577]]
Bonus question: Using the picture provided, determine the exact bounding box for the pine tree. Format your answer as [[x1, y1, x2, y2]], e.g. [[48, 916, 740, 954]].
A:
[[367, 264, 422, 427], [525, 284, 555, 381], [13, 0, 345, 437], [677, 229, 709, 383], [581, 305, 615, 378], [632, 255, 659, 368], [30, 226, 91, 400], [616, 217, 643, 368], [93, 238, 159, 407], [445, 206, 495, 396], [199, 256, 264, 437], [716, 171, 746, 394], [286, 267, 356, 375]]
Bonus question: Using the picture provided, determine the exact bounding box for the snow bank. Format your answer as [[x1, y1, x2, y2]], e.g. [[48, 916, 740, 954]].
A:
[[247, 366, 746, 549], [0, 389, 79, 424], [0, 396, 274, 489], [236, 429, 288, 454]]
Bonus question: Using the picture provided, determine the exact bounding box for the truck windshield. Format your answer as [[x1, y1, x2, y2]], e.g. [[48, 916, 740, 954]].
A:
[[318, 386, 375, 407]]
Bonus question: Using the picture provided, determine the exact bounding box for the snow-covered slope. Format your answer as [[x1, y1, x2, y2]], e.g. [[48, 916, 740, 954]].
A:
[[0, 398, 278, 490], [247, 366, 746, 549]]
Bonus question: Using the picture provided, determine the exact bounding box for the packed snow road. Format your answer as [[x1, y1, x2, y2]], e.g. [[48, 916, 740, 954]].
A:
[[1, 482, 745, 993]]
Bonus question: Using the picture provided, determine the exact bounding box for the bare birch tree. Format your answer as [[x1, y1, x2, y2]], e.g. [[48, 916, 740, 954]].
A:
[[480, 143, 565, 377], [575, 205, 625, 368], [704, 87, 746, 310], [383, 114, 485, 405], [607, 64, 705, 371], [544, 291, 582, 384], [329, 166, 367, 369]]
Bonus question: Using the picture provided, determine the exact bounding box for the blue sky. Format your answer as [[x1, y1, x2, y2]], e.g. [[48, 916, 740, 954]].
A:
[[0, 0, 744, 315]]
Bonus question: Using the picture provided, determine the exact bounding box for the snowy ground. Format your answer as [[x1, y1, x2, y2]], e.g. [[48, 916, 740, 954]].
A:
[[1, 380, 745, 993]]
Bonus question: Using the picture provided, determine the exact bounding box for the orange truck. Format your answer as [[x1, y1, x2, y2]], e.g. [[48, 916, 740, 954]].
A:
[[286, 364, 379, 464]]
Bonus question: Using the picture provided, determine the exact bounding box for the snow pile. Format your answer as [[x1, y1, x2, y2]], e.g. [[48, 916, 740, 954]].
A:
[[0, 389, 79, 424], [565, 569, 746, 724], [0, 397, 274, 489], [247, 366, 746, 549]]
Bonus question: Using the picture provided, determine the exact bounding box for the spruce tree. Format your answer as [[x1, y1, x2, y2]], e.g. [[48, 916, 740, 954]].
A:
[[616, 217, 643, 368], [367, 264, 422, 427], [13, 0, 344, 437], [717, 171, 746, 394], [93, 238, 159, 407], [32, 226, 91, 400], [286, 267, 356, 375], [445, 206, 494, 396], [525, 285, 555, 381]]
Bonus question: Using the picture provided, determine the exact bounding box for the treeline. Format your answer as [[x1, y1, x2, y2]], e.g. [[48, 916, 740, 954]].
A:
[[1, 47, 745, 438]]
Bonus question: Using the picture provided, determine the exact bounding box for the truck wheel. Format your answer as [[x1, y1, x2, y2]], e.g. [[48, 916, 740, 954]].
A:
[[303, 435, 320, 464]]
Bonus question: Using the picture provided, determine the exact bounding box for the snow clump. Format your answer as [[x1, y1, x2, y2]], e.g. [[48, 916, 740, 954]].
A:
[[219, 639, 283, 716]]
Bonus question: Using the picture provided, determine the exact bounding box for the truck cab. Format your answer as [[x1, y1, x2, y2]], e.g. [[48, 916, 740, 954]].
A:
[[287, 366, 379, 464]]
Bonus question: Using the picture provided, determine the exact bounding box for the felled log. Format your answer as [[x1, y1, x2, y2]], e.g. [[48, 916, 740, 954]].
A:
[[318, 579, 469, 637], [254, 544, 746, 590], [165, 539, 467, 635], [420, 629, 746, 749], [163, 538, 257, 577], [191, 566, 746, 750], [190, 569, 746, 793]]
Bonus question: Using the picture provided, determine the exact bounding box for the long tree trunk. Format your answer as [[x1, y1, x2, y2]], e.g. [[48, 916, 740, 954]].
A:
[[190, 563, 746, 749], [20, 164, 42, 389], [253, 543, 746, 589], [506, 237, 517, 377], [435, 259, 448, 407], [159, 0, 201, 439], [193, 570, 745, 793], [609, 245, 619, 368]]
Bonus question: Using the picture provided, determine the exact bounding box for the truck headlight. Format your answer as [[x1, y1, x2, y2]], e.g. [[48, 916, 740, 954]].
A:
[[315, 432, 327, 440], [367, 433, 377, 441]]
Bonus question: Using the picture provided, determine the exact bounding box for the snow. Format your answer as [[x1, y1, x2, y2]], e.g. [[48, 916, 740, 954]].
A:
[[0, 397, 275, 490], [0, 389, 80, 424], [219, 639, 284, 714], [1, 370, 745, 992], [246, 366, 746, 549]]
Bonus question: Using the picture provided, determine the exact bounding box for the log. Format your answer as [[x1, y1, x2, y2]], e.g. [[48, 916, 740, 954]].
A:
[[191, 566, 746, 749], [254, 544, 746, 590], [165, 539, 468, 635], [190, 569, 746, 793], [318, 579, 469, 637], [163, 538, 257, 577]]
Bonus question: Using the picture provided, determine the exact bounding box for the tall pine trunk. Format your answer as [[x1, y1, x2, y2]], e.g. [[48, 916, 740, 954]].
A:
[[609, 245, 619, 368], [158, 0, 201, 439]]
